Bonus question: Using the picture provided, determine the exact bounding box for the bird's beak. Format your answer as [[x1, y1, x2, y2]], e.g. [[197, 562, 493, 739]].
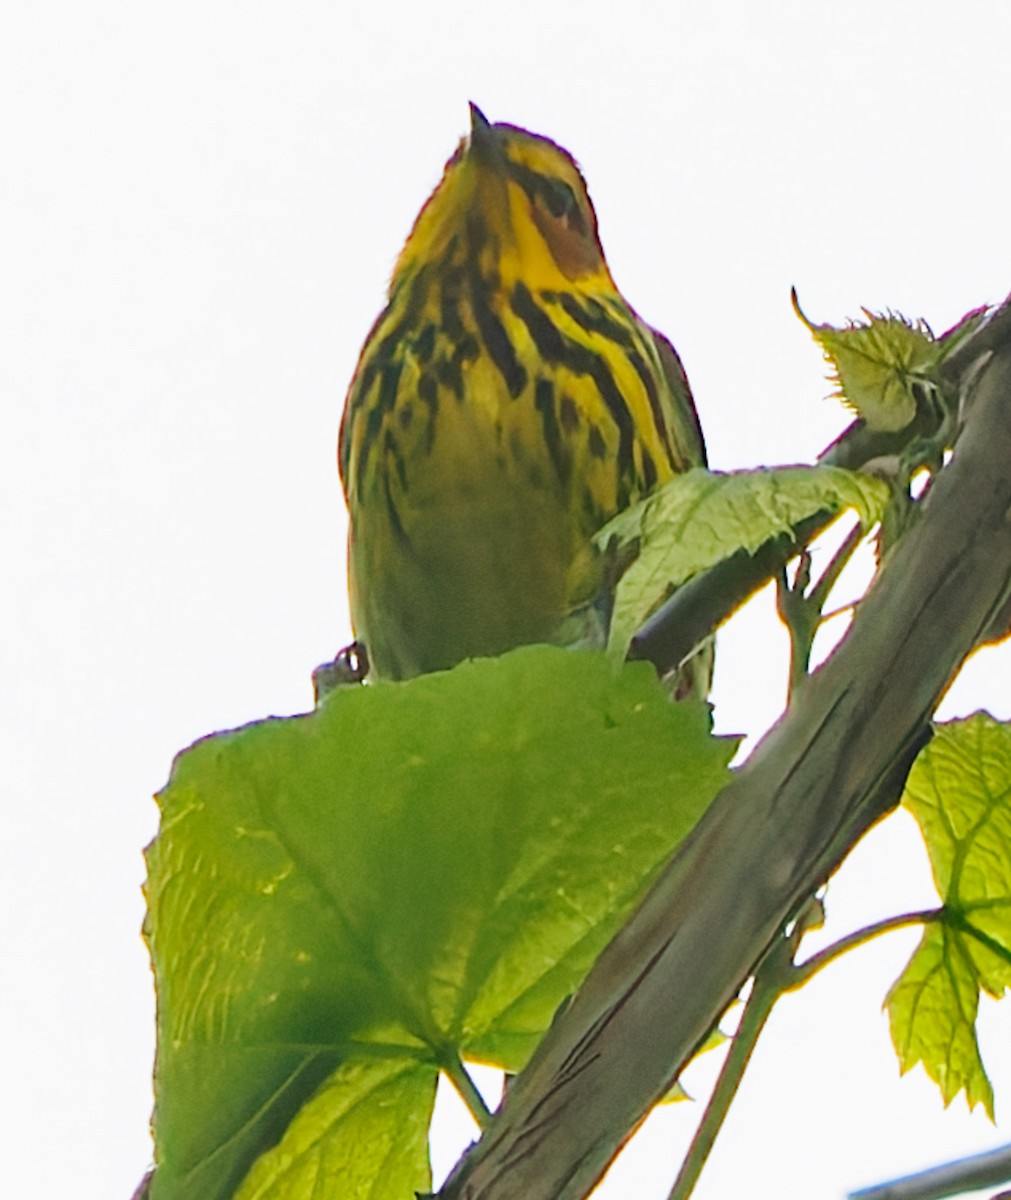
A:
[[467, 102, 499, 163]]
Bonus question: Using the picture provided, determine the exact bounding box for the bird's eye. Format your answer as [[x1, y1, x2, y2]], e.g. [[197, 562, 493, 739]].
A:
[[541, 178, 589, 237], [542, 178, 577, 219]]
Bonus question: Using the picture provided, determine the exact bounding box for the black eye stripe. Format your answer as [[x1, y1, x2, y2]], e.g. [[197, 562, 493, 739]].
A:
[[543, 178, 576, 218], [507, 162, 581, 224]]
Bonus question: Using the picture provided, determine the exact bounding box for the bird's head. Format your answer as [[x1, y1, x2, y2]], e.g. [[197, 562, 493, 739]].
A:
[[392, 104, 615, 294]]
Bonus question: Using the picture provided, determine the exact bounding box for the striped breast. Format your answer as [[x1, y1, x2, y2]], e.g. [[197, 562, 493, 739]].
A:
[[339, 233, 701, 680]]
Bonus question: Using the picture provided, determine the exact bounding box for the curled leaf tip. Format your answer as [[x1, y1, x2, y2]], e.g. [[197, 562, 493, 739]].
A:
[[791, 287, 813, 330]]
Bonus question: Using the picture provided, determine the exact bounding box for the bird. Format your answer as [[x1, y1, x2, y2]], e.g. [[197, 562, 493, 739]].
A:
[[338, 104, 707, 685]]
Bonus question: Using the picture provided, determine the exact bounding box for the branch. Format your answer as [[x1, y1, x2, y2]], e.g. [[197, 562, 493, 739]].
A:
[[438, 314, 1011, 1199], [790, 908, 943, 989], [666, 898, 816, 1200], [848, 1142, 1011, 1200]]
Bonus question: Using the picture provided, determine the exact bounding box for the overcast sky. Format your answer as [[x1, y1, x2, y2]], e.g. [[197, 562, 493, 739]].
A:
[[5, 3, 1011, 1198]]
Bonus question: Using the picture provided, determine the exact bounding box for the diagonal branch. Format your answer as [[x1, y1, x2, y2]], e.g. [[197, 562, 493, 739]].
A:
[[438, 311, 1011, 1200]]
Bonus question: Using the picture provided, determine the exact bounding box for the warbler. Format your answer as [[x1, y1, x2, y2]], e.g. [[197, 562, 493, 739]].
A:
[[339, 105, 706, 682]]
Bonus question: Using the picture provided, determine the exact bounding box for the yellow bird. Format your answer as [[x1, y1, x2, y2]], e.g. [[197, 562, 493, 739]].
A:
[[339, 106, 706, 683]]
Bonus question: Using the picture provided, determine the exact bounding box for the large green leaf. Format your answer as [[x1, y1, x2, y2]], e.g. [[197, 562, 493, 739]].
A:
[[888, 712, 1011, 1117], [596, 465, 888, 660], [234, 1059, 436, 1200], [145, 646, 735, 1198]]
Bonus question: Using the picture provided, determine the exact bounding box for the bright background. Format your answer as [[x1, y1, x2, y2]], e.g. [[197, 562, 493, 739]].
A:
[[5, 3, 1011, 1197]]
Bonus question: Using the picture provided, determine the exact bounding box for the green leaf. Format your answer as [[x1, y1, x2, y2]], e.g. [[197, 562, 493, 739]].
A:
[[888, 712, 1011, 1117], [596, 465, 888, 661], [234, 1059, 436, 1200], [886, 925, 994, 1117], [145, 646, 735, 1198], [793, 290, 940, 432]]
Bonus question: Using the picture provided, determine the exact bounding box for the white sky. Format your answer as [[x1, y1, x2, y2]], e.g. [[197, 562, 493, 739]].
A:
[[5, 2, 1011, 1198]]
